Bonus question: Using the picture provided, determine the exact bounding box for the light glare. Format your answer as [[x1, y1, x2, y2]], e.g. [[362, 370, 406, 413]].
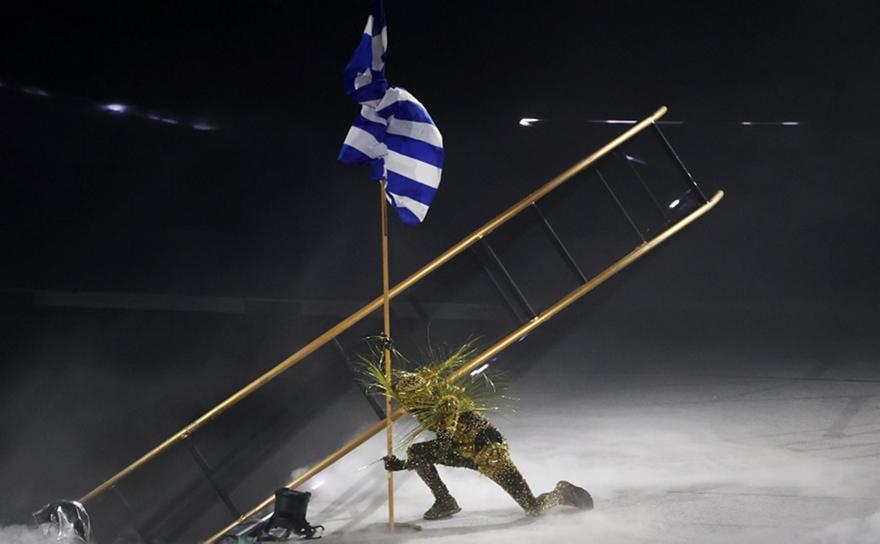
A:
[[1, 82, 219, 132], [625, 154, 647, 165], [22, 87, 49, 97], [740, 120, 800, 126], [470, 363, 490, 376], [102, 103, 128, 113], [192, 122, 217, 131]]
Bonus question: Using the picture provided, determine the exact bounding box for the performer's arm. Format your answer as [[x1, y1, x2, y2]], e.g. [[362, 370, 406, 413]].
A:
[[383, 395, 461, 471]]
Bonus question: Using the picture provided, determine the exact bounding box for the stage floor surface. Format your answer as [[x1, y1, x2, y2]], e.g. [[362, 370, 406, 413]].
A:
[[300, 355, 880, 544]]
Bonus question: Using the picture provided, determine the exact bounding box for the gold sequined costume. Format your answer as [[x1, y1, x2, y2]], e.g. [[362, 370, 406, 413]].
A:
[[361, 341, 593, 519]]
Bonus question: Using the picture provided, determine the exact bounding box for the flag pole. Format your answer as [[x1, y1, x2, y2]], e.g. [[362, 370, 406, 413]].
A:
[[379, 179, 395, 531]]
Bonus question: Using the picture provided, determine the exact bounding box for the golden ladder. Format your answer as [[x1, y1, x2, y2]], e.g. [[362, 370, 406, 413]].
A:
[[76, 106, 724, 542]]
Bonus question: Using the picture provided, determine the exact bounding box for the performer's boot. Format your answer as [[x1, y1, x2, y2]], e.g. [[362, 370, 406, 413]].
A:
[[555, 480, 593, 510], [422, 494, 461, 520], [413, 463, 461, 520]]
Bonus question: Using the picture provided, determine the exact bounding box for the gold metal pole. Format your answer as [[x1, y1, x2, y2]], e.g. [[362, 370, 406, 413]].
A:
[[79, 106, 668, 505], [202, 188, 724, 544], [379, 180, 395, 530]]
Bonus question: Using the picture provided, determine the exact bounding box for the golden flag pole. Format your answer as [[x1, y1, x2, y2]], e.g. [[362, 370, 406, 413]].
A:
[[379, 179, 395, 531]]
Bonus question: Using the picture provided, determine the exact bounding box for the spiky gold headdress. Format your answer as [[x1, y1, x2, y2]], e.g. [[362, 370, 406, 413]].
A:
[[356, 338, 513, 446]]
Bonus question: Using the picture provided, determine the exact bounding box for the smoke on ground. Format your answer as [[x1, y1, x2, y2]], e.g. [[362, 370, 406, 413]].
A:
[[812, 513, 880, 544], [0, 525, 53, 544]]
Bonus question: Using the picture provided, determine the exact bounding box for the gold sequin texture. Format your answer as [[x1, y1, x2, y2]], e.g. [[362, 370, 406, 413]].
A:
[[361, 341, 592, 518], [388, 374, 578, 517]]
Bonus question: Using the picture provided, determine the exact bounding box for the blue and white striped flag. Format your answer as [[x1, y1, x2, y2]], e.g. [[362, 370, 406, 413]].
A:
[[338, 0, 444, 226]]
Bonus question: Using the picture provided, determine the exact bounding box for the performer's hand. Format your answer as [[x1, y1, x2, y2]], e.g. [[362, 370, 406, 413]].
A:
[[383, 455, 406, 471]]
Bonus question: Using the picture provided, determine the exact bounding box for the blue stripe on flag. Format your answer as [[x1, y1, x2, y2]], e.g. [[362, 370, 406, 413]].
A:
[[386, 171, 438, 205], [343, 33, 372, 78], [338, 143, 373, 165], [351, 114, 387, 142], [338, 144, 385, 180], [384, 133, 443, 169], [390, 205, 421, 226], [349, 82, 387, 105], [369, 0, 386, 36]]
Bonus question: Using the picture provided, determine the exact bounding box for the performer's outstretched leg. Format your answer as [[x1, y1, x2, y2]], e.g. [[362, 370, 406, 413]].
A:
[[485, 461, 548, 515], [476, 442, 593, 516]]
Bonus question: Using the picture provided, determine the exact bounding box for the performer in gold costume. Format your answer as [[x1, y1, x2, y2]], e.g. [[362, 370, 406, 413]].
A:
[[361, 340, 593, 520]]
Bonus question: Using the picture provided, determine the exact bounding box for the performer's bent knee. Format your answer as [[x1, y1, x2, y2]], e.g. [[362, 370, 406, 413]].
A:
[[474, 441, 512, 478]]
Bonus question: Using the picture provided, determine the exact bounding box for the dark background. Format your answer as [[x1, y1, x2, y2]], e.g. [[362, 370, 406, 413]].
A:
[[1, 1, 878, 542]]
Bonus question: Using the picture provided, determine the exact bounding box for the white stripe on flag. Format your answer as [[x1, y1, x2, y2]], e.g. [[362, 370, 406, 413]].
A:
[[362, 15, 374, 37], [344, 126, 387, 158], [386, 119, 443, 148], [386, 149, 442, 189], [393, 88, 425, 108], [387, 191, 429, 222]]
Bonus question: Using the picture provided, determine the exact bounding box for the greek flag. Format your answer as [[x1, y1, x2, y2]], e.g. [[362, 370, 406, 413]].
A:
[[338, 0, 444, 226]]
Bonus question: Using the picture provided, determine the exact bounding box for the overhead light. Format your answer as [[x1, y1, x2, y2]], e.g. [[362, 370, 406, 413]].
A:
[[470, 363, 490, 376], [192, 122, 217, 131], [669, 199, 681, 209], [589, 119, 636, 125], [21, 87, 49, 97], [101, 103, 128, 113], [0, 79, 220, 132], [518, 117, 683, 126], [625, 154, 647, 165], [740, 120, 800, 126]]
